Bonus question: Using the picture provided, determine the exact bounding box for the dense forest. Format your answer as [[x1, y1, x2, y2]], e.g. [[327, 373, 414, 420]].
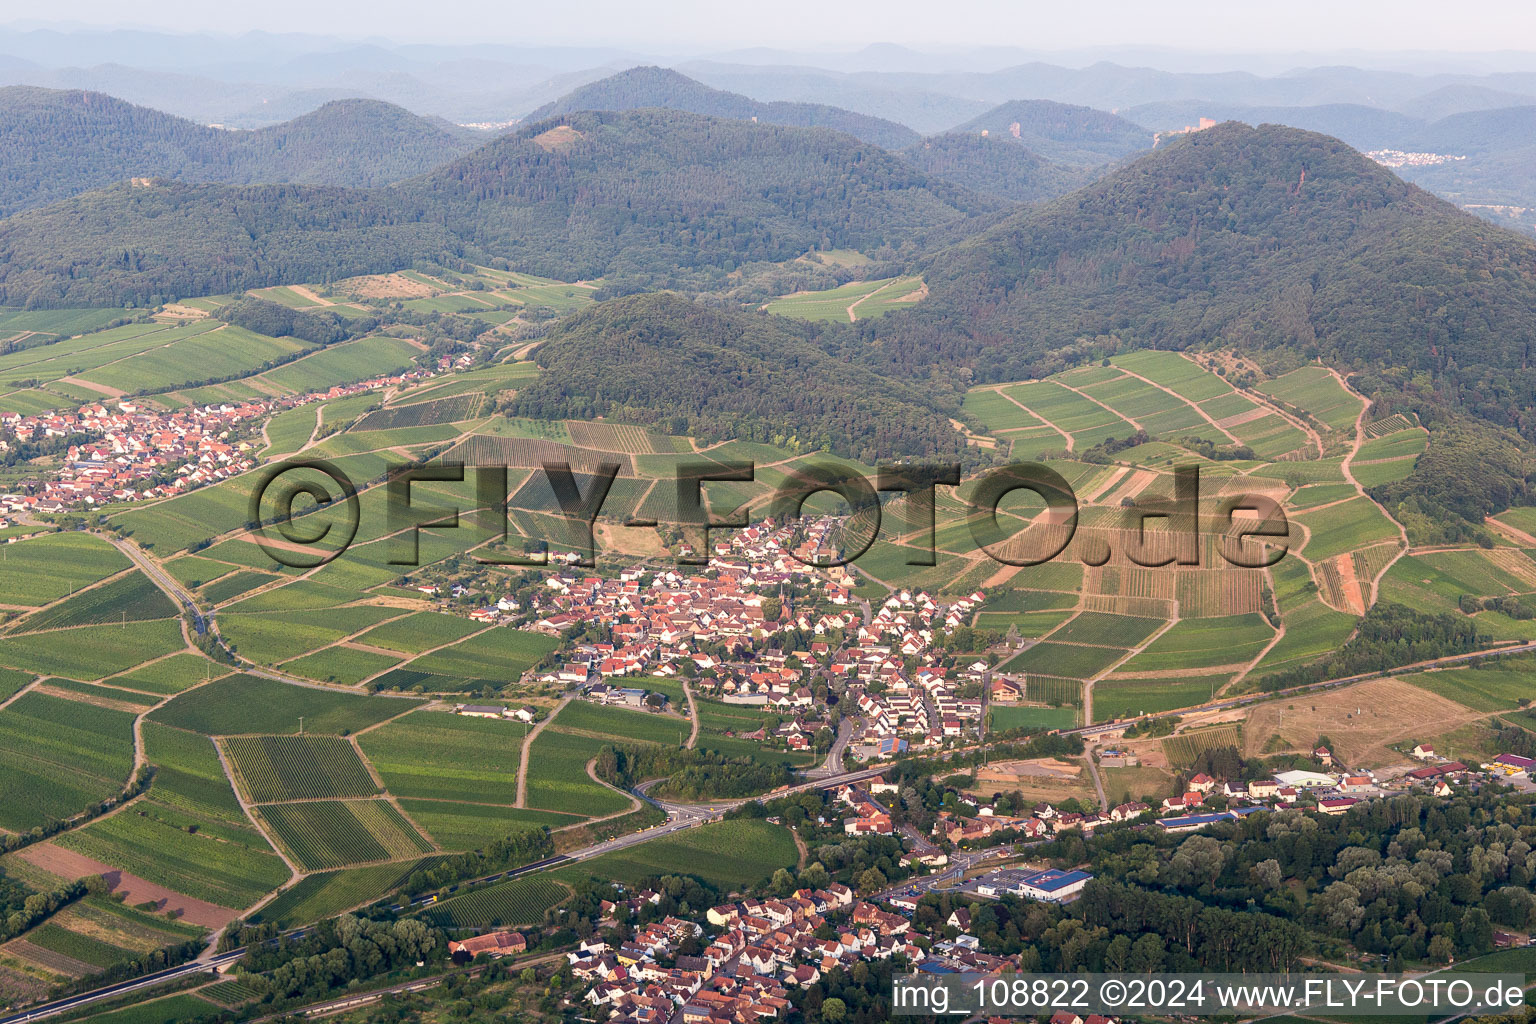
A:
[[952, 98, 1153, 166], [525, 66, 921, 152], [0, 87, 480, 216], [0, 108, 993, 304], [900, 132, 1091, 202], [0, 180, 461, 307], [509, 292, 977, 465], [414, 108, 995, 284]]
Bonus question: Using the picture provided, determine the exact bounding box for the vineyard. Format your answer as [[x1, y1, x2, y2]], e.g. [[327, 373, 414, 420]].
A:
[[259, 799, 435, 871], [523, 730, 634, 817], [1024, 677, 1083, 707], [1163, 725, 1243, 767], [223, 735, 380, 803], [418, 875, 569, 929], [445, 434, 635, 475], [150, 675, 423, 735], [10, 571, 177, 633], [0, 692, 135, 831], [352, 394, 483, 431], [565, 420, 662, 454]]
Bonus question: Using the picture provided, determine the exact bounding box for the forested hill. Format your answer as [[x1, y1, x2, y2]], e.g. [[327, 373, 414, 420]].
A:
[[950, 98, 1153, 166], [414, 109, 993, 281], [851, 121, 1536, 528], [511, 292, 972, 466], [0, 181, 460, 307], [901, 133, 1092, 203], [524, 66, 921, 151], [0, 107, 995, 306], [0, 87, 480, 216]]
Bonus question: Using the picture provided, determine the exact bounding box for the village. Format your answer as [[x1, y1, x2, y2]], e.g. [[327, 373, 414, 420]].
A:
[[499, 738, 1536, 1023], [0, 366, 436, 516], [433, 513, 1004, 757]]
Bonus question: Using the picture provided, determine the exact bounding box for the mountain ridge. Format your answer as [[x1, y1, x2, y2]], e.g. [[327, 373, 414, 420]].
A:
[[0, 86, 481, 217], [523, 65, 921, 150]]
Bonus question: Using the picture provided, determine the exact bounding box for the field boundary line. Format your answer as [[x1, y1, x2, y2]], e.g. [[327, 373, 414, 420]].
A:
[[516, 693, 573, 808]]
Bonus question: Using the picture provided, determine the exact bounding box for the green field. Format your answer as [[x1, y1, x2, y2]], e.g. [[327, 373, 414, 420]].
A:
[[108, 653, 223, 695], [555, 819, 796, 890], [224, 735, 379, 803], [218, 606, 400, 665], [0, 306, 126, 337], [399, 628, 559, 684], [0, 693, 135, 831], [551, 700, 689, 746], [142, 722, 246, 821], [280, 645, 402, 686], [351, 612, 482, 654], [1009, 640, 1130, 680], [0, 533, 130, 605], [1294, 497, 1400, 563], [1115, 614, 1274, 672], [399, 800, 575, 851], [251, 860, 432, 928], [1048, 612, 1164, 648], [200, 570, 278, 606], [78, 324, 309, 394], [261, 403, 320, 457], [72, 993, 224, 1024], [763, 276, 925, 322], [255, 334, 420, 393], [149, 675, 422, 735], [1094, 676, 1224, 722], [523, 730, 633, 817], [987, 705, 1079, 732], [357, 711, 526, 803], [1253, 366, 1362, 431], [0, 618, 184, 678], [1402, 664, 1536, 712]]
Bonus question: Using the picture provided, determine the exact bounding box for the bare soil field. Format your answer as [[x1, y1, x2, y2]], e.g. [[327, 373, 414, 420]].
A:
[[13, 844, 239, 929], [1241, 677, 1481, 767], [337, 273, 434, 299]]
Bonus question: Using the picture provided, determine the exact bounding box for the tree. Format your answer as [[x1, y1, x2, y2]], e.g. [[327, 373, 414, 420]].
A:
[[820, 997, 847, 1022], [858, 867, 887, 892]]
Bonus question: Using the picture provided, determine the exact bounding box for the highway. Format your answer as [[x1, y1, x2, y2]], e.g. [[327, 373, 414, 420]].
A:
[[0, 949, 246, 1024]]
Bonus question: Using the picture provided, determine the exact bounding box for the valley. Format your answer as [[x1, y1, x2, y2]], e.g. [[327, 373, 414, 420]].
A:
[[0, 23, 1533, 1024]]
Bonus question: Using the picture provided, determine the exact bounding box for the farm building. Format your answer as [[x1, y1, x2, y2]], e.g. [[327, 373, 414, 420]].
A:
[[1273, 769, 1336, 789], [1156, 806, 1265, 833], [456, 704, 512, 719], [449, 931, 527, 959]]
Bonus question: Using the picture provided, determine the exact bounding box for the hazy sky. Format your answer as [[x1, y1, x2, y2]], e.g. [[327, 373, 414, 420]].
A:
[[7, 0, 1535, 53]]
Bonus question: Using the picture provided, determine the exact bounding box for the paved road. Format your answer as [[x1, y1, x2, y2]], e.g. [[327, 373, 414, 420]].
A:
[[806, 717, 857, 779], [0, 949, 246, 1024]]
